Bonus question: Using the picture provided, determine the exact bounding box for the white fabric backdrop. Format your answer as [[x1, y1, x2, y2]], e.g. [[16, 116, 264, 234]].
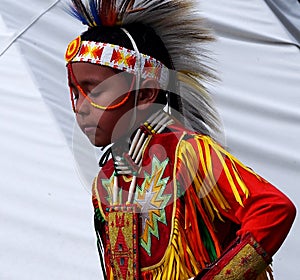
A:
[[0, 0, 299, 279]]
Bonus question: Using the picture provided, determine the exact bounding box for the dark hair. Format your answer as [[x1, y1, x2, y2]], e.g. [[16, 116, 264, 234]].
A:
[[81, 23, 181, 110]]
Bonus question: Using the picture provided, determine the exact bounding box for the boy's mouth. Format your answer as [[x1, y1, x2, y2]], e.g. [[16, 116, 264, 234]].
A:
[[83, 126, 97, 135]]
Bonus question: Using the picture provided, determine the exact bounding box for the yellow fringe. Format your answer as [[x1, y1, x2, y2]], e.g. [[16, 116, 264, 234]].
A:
[[176, 134, 262, 222], [142, 217, 200, 279]]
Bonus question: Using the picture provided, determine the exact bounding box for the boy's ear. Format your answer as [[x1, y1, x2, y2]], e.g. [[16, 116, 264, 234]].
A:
[[137, 79, 160, 110]]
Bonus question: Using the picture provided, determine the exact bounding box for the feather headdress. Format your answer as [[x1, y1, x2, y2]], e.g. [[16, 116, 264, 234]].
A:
[[65, 0, 222, 139]]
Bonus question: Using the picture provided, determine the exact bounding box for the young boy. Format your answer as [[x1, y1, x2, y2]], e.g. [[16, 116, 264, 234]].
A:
[[64, 0, 296, 279]]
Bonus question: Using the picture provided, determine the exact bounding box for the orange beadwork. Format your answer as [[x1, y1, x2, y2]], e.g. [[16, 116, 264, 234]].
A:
[[65, 36, 81, 63]]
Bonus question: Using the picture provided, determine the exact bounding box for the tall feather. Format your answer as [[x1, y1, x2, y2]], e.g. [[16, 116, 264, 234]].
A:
[[119, 0, 135, 19], [70, 0, 95, 26], [67, 0, 138, 27], [89, 0, 101, 25], [100, 0, 117, 26]]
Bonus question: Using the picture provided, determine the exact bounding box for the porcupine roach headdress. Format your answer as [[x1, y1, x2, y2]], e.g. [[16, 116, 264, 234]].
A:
[[65, 0, 222, 138]]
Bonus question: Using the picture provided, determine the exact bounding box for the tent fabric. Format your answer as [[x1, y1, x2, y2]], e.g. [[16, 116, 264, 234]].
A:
[[264, 0, 300, 45], [0, 0, 299, 279]]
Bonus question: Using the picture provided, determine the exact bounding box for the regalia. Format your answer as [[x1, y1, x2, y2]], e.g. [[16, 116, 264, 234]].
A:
[[91, 113, 276, 279], [64, 1, 296, 279]]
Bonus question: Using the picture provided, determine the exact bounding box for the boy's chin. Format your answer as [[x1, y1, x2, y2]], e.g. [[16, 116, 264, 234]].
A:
[[86, 135, 110, 147]]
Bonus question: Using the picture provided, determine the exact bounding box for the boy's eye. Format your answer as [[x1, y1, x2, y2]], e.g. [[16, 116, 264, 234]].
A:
[[89, 90, 102, 98]]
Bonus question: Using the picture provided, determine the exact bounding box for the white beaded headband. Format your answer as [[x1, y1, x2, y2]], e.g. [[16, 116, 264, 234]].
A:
[[65, 36, 169, 90]]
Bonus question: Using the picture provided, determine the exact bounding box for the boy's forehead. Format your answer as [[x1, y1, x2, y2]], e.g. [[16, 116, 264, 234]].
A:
[[69, 63, 130, 88], [71, 63, 118, 77]]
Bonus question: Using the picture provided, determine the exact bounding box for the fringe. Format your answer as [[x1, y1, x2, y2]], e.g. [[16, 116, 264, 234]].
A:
[[142, 214, 200, 279], [177, 134, 264, 221]]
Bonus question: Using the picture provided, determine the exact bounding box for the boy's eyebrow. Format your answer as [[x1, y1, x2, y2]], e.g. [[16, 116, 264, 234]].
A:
[[69, 77, 104, 88], [80, 78, 103, 86], [68, 78, 103, 87]]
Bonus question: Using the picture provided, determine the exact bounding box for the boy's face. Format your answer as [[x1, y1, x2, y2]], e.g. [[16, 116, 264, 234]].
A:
[[68, 62, 136, 147]]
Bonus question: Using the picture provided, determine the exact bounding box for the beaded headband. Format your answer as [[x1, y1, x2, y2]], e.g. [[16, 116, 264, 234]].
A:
[[65, 36, 169, 90]]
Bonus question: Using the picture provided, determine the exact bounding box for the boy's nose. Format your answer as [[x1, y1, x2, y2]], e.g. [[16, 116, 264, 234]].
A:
[[75, 96, 91, 116]]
